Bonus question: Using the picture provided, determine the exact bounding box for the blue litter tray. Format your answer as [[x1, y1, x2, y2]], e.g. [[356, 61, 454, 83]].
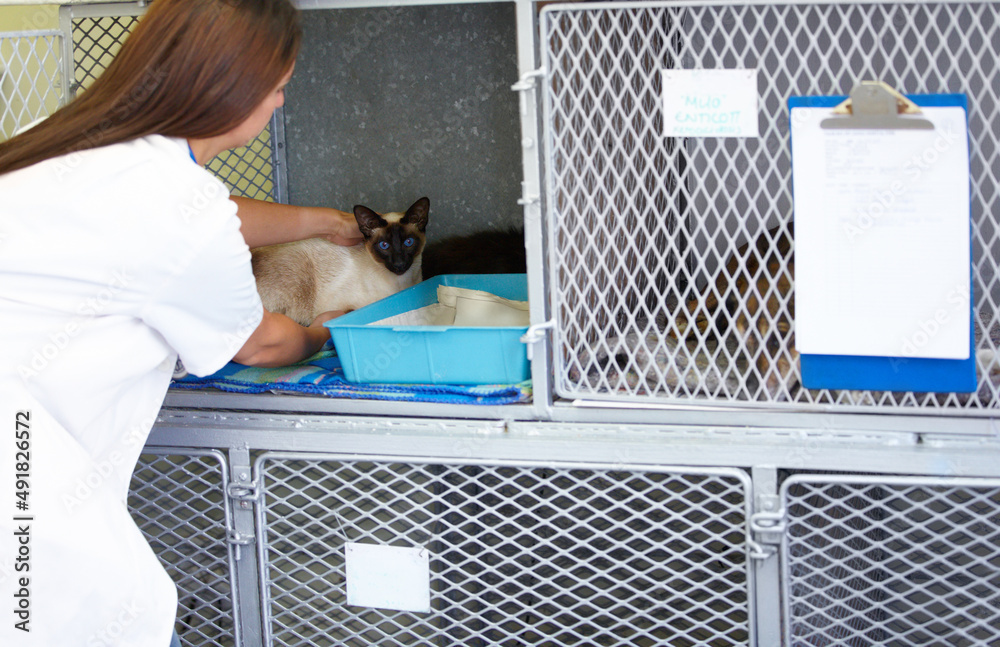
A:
[[325, 274, 530, 384]]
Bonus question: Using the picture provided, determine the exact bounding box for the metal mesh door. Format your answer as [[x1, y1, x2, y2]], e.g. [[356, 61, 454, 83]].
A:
[[128, 449, 239, 647], [781, 474, 1000, 645], [256, 454, 755, 646], [65, 10, 279, 200], [542, 1, 1000, 412], [0, 31, 64, 140]]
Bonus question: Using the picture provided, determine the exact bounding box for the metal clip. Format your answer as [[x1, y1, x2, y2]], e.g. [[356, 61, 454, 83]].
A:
[[512, 67, 546, 117], [749, 510, 787, 535], [226, 481, 260, 503], [511, 67, 546, 93], [747, 537, 774, 561], [746, 493, 786, 561], [226, 529, 255, 562], [750, 510, 787, 535], [227, 529, 254, 546], [521, 319, 555, 361], [518, 181, 540, 206], [748, 506, 786, 561]]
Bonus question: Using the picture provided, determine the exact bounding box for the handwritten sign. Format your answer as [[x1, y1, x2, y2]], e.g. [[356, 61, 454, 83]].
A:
[[661, 69, 759, 138]]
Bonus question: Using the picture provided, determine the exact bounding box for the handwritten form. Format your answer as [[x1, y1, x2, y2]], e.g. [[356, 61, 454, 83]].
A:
[[791, 106, 971, 359]]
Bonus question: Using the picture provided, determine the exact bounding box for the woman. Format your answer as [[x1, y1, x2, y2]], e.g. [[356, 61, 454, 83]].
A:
[[0, 1, 353, 644]]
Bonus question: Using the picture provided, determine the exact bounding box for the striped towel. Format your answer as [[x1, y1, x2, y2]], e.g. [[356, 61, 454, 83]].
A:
[[171, 347, 531, 405]]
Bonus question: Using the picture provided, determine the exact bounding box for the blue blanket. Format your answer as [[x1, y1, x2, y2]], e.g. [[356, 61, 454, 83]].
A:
[[171, 347, 531, 405]]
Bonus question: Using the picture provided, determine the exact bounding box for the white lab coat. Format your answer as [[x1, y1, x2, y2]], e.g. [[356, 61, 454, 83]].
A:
[[0, 135, 262, 646]]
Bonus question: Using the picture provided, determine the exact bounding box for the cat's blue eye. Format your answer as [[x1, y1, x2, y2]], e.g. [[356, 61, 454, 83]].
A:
[[404, 237, 415, 247], [378, 241, 390, 250]]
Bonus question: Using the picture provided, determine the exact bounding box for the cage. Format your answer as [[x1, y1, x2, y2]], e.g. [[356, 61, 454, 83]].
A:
[[540, 1, 1000, 415], [5, 0, 1000, 645], [0, 28, 63, 139]]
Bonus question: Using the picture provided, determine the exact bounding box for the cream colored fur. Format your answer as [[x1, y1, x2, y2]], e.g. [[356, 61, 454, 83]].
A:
[[251, 209, 423, 326]]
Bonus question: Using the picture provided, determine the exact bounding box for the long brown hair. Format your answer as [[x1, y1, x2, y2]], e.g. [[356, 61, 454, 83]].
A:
[[0, 0, 300, 176]]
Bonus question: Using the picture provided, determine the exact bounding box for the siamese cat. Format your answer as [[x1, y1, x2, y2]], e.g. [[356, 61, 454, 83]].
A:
[[421, 226, 526, 279], [252, 197, 429, 326]]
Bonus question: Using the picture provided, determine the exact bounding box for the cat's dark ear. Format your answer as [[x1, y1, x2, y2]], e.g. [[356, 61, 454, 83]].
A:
[[354, 205, 388, 239], [402, 197, 430, 232]]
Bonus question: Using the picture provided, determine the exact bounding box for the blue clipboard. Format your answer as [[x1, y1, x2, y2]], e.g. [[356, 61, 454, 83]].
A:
[[789, 92, 976, 393]]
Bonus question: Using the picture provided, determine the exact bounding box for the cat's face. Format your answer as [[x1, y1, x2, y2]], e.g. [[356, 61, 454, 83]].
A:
[[353, 197, 429, 275]]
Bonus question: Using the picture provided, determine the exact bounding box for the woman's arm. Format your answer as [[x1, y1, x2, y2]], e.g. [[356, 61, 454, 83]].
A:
[[231, 196, 363, 248], [232, 309, 342, 367]]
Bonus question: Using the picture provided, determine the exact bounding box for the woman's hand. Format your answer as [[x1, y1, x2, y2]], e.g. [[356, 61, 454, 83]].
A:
[[318, 209, 363, 247], [232, 309, 349, 368], [311, 310, 347, 327], [232, 197, 363, 248], [233, 309, 332, 367]]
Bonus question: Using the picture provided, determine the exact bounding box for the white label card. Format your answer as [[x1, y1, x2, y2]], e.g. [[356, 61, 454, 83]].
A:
[[791, 106, 971, 359], [345, 542, 431, 613], [661, 69, 760, 138]]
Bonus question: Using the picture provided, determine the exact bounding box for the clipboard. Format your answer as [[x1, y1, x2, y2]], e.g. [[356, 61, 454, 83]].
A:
[[789, 83, 976, 393]]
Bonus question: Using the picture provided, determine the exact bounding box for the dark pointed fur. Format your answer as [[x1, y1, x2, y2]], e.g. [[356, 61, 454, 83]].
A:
[[251, 197, 429, 325], [421, 226, 526, 279]]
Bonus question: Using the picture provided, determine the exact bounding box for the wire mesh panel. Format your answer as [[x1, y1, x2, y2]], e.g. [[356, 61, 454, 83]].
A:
[[541, 1, 1000, 412], [71, 14, 137, 94], [781, 474, 1000, 646], [256, 454, 755, 646], [0, 31, 63, 140], [128, 449, 239, 647], [67, 10, 278, 200]]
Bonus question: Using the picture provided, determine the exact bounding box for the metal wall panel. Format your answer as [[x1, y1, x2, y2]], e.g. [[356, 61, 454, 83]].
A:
[[282, 3, 524, 243]]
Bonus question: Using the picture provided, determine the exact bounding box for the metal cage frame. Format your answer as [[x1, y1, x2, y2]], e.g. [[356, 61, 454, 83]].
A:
[[254, 452, 758, 646], [541, 0, 1000, 416], [128, 447, 242, 647], [5, 0, 1000, 644], [139, 410, 1000, 646], [779, 473, 1000, 646], [0, 29, 64, 139]]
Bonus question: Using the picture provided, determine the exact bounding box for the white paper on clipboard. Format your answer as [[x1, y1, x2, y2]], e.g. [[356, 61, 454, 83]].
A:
[[791, 105, 971, 360]]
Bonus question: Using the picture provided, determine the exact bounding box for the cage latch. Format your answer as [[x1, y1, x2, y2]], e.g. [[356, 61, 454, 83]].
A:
[[512, 67, 546, 120], [748, 496, 786, 560], [227, 480, 261, 503], [517, 181, 539, 206], [521, 319, 555, 360], [226, 529, 255, 562], [511, 67, 545, 93]]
